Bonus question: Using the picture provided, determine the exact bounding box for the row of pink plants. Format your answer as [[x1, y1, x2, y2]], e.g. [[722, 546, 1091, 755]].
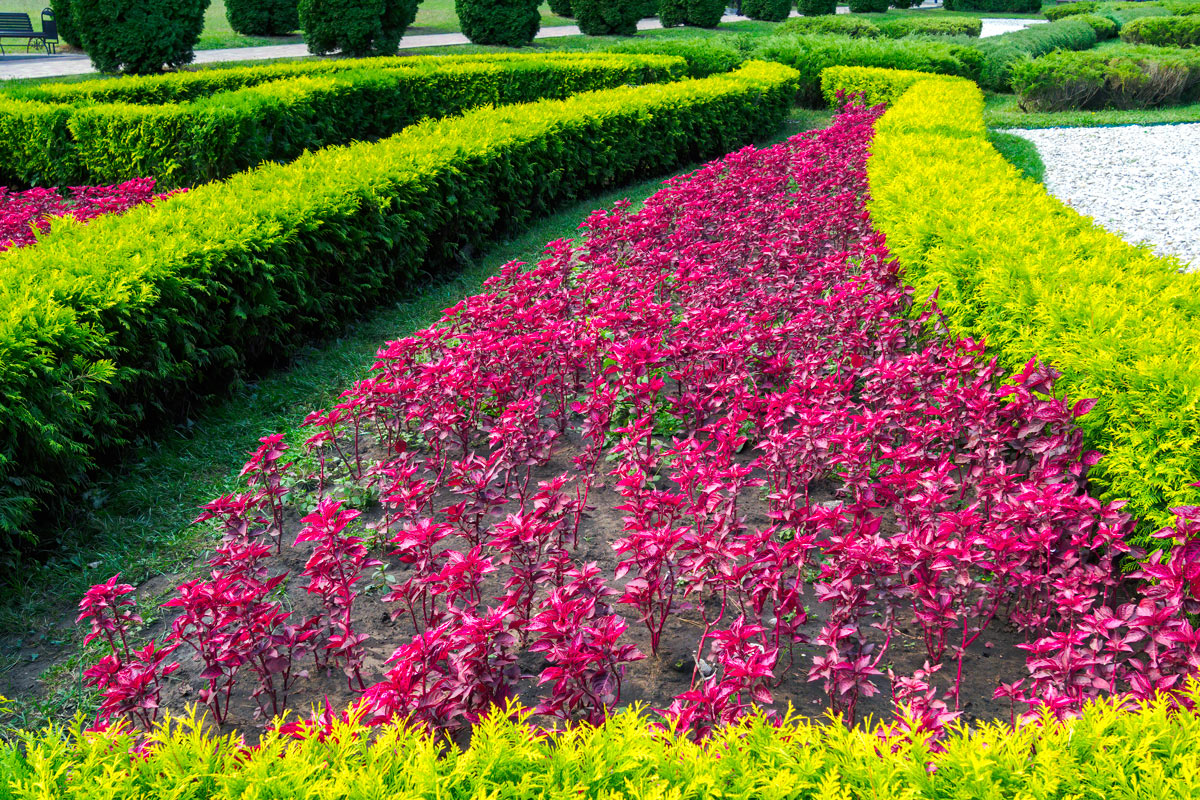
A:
[[77, 102, 1200, 745], [0, 179, 180, 251]]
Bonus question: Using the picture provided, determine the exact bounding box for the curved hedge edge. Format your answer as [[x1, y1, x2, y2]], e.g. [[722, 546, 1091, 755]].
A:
[[0, 61, 800, 560], [820, 64, 1200, 542], [0, 54, 689, 189], [7, 690, 1200, 797]]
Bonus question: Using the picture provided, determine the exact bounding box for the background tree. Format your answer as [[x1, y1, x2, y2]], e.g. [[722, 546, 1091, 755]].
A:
[[742, 0, 791, 21], [72, 0, 208, 74], [658, 0, 724, 28], [575, 0, 642, 35], [300, 0, 421, 56], [226, 0, 301, 35], [48, 0, 80, 48], [455, 0, 540, 45]]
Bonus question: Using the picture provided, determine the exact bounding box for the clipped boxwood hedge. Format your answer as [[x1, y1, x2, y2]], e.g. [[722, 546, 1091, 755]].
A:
[[752, 33, 981, 105], [0, 61, 798, 560], [822, 63, 1200, 539], [1011, 44, 1200, 109], [973, 17, 1099, 90], [1121, 15, 1200, 46], [6, 696, 1200, 798], [0, 54, 686, 189]]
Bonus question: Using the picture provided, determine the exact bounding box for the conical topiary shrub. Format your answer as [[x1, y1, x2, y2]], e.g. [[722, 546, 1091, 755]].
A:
[[72, 0, 206, 74], [455, 0, 540, 45], [299, 0, 420, 56], [742, 0, 791, 21], [658, 0, 724, 28], [226, 0, 300, 35], [575, 0, 641, 35]]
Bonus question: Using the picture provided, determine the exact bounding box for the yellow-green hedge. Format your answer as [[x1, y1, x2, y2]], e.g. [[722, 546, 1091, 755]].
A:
[[0, 61, 799, 561], [821, 65, 1200, 541], [0, 54, 686, 189], [5, 694, 1200, 798]]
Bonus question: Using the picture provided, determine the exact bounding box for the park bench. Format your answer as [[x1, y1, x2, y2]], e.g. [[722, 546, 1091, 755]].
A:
[[0, 8, 57, 55]]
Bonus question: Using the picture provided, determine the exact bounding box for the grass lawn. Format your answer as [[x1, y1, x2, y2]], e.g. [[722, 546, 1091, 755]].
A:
[[984, 92, 1200, 128]]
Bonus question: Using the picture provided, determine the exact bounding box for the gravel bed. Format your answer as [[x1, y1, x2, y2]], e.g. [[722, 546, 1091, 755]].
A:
[[1003, 124, 1200, 272]]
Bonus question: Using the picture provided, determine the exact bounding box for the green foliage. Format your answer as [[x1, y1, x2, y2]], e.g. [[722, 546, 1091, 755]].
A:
[[779, 14, 880, 35], [1045, 1, 1097, 20], [659, 0, 725, 28], [944, 0, 1040, 11], [755, 33, 981, 105], [820, 63, 933, 105], [606, 38, 747, 75], [1101, 4, 1173, 28], [742, 0, 792, 22], [548, 0, 574, 15], [48, 0, 79, 47], [875, 17, 983, 37], [225, 0, 300, 35], [824, 64, 1200, 539], [455, 0, 541, 45], [987, 130, 1045, 182], [299, 0, 419, 57], [574, 0, 642, 35], [0, 60, 795, 564], [0, 54, 684, 189], [1012, 45, 1200, 109], [798, 0, 837, 13], [7, 695, 1200, 798], [1121, 15, 1200, 46], [71, 0, 207, 75], [974, 17, 1099, 90], [1075, 13, 1119, 38], [848, 0, 889, 12]]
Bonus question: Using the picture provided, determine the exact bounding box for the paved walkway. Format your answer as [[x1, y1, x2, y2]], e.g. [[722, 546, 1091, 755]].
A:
[[0, 4, 1036, 82]]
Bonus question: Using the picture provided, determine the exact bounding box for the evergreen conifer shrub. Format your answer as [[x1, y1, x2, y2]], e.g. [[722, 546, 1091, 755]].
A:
[[742, 0, 792, 21], [575, 0, 642, 34], [299, 0, 420, 56], [798, 0, 837, 15], [549, 0, 574, 16], [226, 0, 300, 35], [49, 0, 80, 47], [659, 0, 724, 28], [72, 0, 207, 74], [455, 0, 541, 45], [848, 0, 890, 12]]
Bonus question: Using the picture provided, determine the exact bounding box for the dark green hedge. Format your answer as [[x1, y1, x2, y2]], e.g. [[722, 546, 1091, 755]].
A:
[[742, 0, 793, 21], [944, 0, 1040, 12], [299, 0, 420, 56], [659, 0, 725, 28], [973, 17, 1099, 90], [752, 33, 982, 104], [0, 54, 686, 189], [0, 61, 797, 564], [456, 0, 541, 45], [1121, 15, 1200, 46], [574, 0, 642, 35]]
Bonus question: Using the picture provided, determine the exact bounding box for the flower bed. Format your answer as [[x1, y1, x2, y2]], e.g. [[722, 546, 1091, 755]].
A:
[[0, 63, 798, 563], [0, 179, 178, 252], [71, 99, 1200, 747]]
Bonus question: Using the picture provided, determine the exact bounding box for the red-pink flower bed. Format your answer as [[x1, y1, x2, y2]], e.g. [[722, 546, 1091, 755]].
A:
[[0, 179, 180, 252], [79, 104, 1200, 743]]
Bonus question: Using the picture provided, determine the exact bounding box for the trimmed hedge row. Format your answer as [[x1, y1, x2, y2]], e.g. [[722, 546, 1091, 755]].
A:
[[752, 34, 981, 104], [822, 64, 1200, 538], [973, 17, 1099, 90], [1011, 44, 1200, 109], [779, 15, 982, 38], [0, 61, 798, 559], [6, 696, 1200, 798], [0, 54, 686, 189], [1121, 14, 1200, 45]]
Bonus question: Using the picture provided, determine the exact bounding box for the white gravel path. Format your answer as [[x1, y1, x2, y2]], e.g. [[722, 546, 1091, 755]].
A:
[[1003, 124, 1200, 272]]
